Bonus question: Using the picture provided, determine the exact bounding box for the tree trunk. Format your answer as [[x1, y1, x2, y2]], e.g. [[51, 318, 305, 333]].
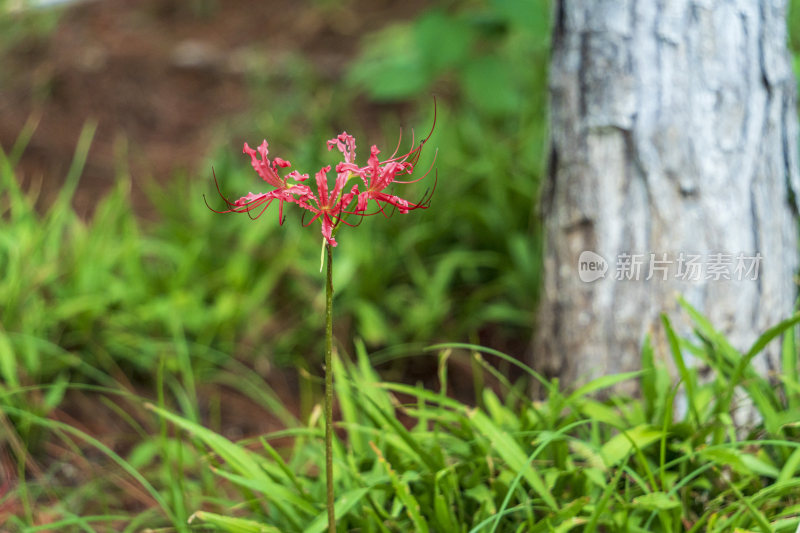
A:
[[534, 0, 799, 396]]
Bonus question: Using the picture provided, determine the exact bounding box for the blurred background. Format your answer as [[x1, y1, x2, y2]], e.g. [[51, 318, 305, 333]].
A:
[[4, 0, 800, 528], [0, 0, 548, 387], [0, 0, 548, 519]]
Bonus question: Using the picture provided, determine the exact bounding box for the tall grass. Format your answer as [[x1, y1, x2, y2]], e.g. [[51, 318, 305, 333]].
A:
[[5, 299, 800, 530], [146, 307, 800, 532]]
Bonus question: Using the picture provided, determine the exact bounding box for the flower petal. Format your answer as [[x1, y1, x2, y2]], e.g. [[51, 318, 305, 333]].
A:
[[234, 191, 270, 206], [321, 214, 337, 246], [327, 132, 357, 164], [287, 170, 310, 182], [315, 165, 331, 203], [243, 140, 282, 188]]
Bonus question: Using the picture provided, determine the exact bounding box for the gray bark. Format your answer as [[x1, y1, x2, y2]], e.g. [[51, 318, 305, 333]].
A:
[[534, 0, 799, 396]]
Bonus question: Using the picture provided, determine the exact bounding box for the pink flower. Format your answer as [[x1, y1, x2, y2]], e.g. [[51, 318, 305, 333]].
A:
[[207, 100, 436, 244], [299, 165, 358, 247]]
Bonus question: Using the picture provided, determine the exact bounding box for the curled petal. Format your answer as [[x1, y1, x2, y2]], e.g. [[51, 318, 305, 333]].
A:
[[367, 145, 381, 174], [335, 162, 360, 174], [235, 191, 270, 206], [321, 215, 337, 247], [379, 161, 411, 189], [287, 170, 310, 182], [339, 186, 358, 212], [327, 132, 357, 164], [356, 192, 369, 212], [332, 170, 350, 201], [286, 183, 313, 199], [256, 140, 269, 160], [243, 140, 282, 188], [315, 165, 331, 200], [394, 196, 409, 214]]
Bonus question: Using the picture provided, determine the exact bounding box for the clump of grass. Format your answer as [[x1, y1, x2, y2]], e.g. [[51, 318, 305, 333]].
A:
[[149, 306, 800, 532]]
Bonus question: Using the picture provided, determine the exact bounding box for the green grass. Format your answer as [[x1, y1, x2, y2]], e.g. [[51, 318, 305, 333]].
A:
[[140, 310, 800, 532], [6, 306, 799, 531]]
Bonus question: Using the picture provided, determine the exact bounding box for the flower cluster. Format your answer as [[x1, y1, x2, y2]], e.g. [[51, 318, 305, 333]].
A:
[[210, 124, 435, 247]]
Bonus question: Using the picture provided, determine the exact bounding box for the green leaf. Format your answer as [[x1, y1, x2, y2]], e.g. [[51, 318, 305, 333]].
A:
[[577, 399, 624, 427], [433, 476, 458, 533], [631, 492, 681, 511], [0, 332, 18, 388], [739, 454, 780, 479], [371, 443, 429, 533], [303, 488, 371, 533], [414, 10, 474, 72], [743, 312, 800, 361], [354, 303, 390, 346], [359, 390, 438, 471], [569, 440, 605, 471], [641, 334, 657, 420], [552, 517, 590, 533], [700, 447, 780, 479], [347, 24, 430, 100], [566, 371, 641, 404], [662, 314, 700, 424], [146, 403, 314, 526], [467, 409, 558, 511], [210, 466, 317, 516], [189, 511, 281, 533], [42, 371, 69, 412], [777, 446, 800, 484], [147, 403, 262, 478], [2, 404, 176, 524], [460, 56, 522, 116], [600, 425, 663, 468], [782, 326, 799, 411]]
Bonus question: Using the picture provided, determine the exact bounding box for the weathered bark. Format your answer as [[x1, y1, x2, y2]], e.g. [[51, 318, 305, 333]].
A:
[[534, 0, 799, 395]]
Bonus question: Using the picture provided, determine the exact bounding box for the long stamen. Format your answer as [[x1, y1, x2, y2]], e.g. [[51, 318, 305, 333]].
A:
[[203, 193, 231, 214], [394, 149, 438, 184]]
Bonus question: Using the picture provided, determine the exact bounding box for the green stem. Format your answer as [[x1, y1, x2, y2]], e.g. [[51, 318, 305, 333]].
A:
[[325, 243, 335, 533]]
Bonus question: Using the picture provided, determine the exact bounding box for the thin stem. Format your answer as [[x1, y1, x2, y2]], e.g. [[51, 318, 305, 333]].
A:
[[325, 242, 335, 533]]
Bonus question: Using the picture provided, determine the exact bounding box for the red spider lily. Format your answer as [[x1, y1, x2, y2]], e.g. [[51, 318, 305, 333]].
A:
[[207, 100, 436, 242], [299, 165, 359, 247]]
